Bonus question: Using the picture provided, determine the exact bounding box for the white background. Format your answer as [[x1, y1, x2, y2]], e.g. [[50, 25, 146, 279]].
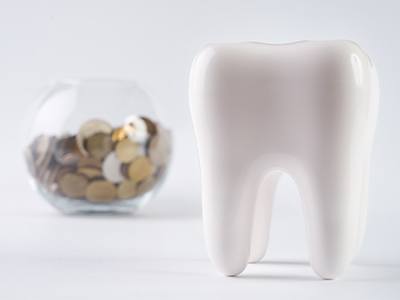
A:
[[0, 0, 399, 299]]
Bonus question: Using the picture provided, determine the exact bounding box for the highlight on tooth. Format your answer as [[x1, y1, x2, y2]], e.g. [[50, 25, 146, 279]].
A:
[[189, 40, 379, 279]]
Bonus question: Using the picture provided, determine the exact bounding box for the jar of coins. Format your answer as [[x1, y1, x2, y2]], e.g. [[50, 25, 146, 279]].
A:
[[24, 79, 172, 214]]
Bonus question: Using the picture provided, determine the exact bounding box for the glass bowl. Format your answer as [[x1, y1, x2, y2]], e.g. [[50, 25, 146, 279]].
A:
[[24, 79, 172, 214]]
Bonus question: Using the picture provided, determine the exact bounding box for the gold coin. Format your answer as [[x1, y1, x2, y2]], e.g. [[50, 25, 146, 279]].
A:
[[115, 139, 139, 163], [54, 166, 75, 183], [111, 127, 127, 142], [85, 180, 117, 203], [85, 132, 113, 160], [128, 156, 154, 183], [58, 173, 88, 199], [136, 176, 156, 196], [140, 116, 158, 136], [78, 157, 102, 169], [77, 119, 112, 155], [78, 167, 102, 179], [117, 180, 137, 199]]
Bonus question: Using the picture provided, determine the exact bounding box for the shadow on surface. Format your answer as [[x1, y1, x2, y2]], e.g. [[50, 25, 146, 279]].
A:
[[238, 273, 317, 281], [234, 259, 318, 281], [258, 259, 309, 266]]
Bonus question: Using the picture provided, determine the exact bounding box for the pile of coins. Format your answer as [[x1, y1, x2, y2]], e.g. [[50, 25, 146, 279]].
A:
[[25, 115, 171, 203]]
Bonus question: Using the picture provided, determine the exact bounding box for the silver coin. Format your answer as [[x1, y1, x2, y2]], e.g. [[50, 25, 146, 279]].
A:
[[102, 152, 124, 183]]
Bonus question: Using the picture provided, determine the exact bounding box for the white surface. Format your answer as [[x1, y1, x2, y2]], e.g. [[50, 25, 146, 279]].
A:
[[0, 0, 399, 298], [0, 210, 399, 299], [1, 179, 399, 299]]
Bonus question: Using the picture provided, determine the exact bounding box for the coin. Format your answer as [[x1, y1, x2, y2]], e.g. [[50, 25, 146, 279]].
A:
[[140, 116, 157, 136], [148, 127, 171, 166], [85, 180, 117, 203], [27, 115, 169, 205], [111, 127, 127, 142], [85, 132, 113, 160], [54, 135, 81, 166], [120, 163, 129, 178], [54, 166, 76, 182], [34, 136, 56, 182], [153, 165, 167, 181], [78, 167, 102, 179], [78, 157, 102, 169], [128, 156, 154, 183], [58, 173, 88, 198], [115, 139, 139, 163], [41, 162, 63, 192], [76, 155, 103, 180], [124, 115, 149, 143], [136, 176, 156, 196], [77, 119, 112, 155], [117, 180, 137, 199], [102, 152, 124, 183], [31, 134, 50, 166], [40, 155, 59, 182]]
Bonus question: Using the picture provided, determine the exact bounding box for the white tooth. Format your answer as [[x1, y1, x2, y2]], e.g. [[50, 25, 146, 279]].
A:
[[189, 41, 379, 279]]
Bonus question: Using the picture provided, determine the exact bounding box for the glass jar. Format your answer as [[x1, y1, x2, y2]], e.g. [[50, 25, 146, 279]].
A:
[[24, 79, 172, 214]]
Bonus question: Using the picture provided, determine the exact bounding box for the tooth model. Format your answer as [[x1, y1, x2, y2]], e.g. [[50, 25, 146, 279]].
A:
[[189, 41, 379, 279]]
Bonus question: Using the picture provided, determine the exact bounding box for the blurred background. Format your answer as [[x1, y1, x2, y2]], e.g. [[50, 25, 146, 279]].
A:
[[0, 0, 399, 298]]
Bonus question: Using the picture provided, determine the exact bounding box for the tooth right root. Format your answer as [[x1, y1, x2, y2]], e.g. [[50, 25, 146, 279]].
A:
[[307, 173, 362, 280]]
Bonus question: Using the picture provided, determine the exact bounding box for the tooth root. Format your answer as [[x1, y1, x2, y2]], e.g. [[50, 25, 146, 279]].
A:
[[203, 164, 257, 276], [248, 172, 281, 263], [305, 167, 363, 280]]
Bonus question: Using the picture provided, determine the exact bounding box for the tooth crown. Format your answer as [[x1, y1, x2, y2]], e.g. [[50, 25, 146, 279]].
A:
[[189, 41, 379, 279]]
